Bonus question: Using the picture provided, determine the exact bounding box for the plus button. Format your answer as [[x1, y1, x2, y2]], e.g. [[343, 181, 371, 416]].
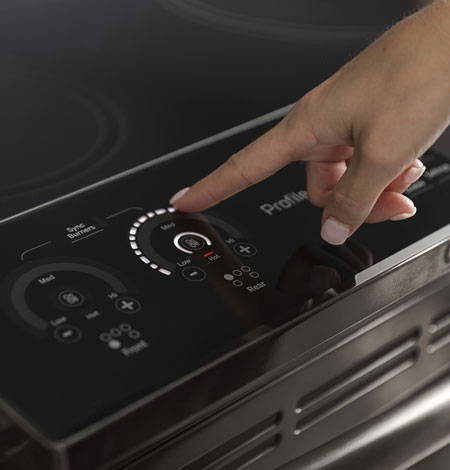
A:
[[233, 242, 258, 257], [115, 297, 142, 314]]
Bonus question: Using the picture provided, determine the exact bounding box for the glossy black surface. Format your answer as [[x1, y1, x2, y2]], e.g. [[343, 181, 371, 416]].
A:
[[0, 119, 449, 443], [202, 0, 421, 26], [0, 2, 448, 469], [158, 0, 426, 42], [0, 0, 427, 218]]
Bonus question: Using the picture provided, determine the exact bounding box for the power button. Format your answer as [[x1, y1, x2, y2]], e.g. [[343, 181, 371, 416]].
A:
[[178, 234, 206, 252], [57, 289, 85, 308], [173, 232, 212, 254]]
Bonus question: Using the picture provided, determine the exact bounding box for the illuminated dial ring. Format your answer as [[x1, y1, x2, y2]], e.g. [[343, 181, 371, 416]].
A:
[[129, 208, 245, 276], [129, 207, 176, 276], [173, 231, 212, 254]]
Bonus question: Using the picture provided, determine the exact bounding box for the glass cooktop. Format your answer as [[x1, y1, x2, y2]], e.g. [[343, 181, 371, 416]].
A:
[[0, 0, 434, 218], [0, 120, 449, 441], [160, 0, 426, 29]]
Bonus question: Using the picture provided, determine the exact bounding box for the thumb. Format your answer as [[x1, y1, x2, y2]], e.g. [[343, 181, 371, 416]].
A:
[[320, 147, 409, 245]]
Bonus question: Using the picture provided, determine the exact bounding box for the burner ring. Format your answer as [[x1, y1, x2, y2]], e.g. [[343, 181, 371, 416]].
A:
[[0, 74, 125, 197]]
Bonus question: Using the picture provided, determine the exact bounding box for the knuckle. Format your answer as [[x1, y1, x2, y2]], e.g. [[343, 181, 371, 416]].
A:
[[225, 152, 255, 186], [307, 186, 327, 208], [359, 137, 384, 163], [309, 193, 326, 208], [359, 129, 414, 176], [280, 96, 319, 155], [284, 90, 317, 130], [331, 189, 362, 214], [299, 88, 320, 111], [226, 152, 241, 167], [360, 142, 398, 175], [200, 185, 221, 206], [295, 94, 312, 116], [307, 190, 320, 207]]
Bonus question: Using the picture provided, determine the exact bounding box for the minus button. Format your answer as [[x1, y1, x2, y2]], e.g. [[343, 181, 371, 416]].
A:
[[181, 266, 207, 282]]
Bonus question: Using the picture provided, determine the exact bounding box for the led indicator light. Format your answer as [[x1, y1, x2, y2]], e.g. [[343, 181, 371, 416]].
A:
[[130, 209, 176, 276]]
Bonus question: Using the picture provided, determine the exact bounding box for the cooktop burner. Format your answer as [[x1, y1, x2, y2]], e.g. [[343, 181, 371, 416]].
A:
[[0, 0, 438, 220], [0, 75, 123, 196]]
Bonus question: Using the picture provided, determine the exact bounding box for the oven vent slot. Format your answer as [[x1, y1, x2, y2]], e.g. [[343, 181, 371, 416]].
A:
[[295, 330, 420, 435], [427, 311, 450, 354], [215, 435, 280, 470], [180, 413, 281, 470]]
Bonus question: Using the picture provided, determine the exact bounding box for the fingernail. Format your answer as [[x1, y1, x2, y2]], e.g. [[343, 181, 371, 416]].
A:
[[170, 187, 190, 205], [403, 166, 426, 185], [321, 217, 351, 245], [390, 206, 417, 221]]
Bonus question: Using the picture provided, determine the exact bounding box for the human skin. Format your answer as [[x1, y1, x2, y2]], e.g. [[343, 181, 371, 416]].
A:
[[170, 0, 450, 245]]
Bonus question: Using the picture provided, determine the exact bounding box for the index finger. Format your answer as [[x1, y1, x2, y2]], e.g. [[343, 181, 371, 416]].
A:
[[171, 117, 317, 212]]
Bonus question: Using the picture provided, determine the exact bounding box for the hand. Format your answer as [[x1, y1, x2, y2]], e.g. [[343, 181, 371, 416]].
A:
[[170, 0, 450, 245]]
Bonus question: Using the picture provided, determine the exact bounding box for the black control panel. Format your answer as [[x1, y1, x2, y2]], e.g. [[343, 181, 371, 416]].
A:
[[0, 122, 449, 441]]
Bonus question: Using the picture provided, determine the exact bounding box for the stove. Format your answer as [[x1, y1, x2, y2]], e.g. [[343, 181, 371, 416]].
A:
[[0, 116, 450, 469], [0, 0, 429, 218], [0, 1, 449, 470]]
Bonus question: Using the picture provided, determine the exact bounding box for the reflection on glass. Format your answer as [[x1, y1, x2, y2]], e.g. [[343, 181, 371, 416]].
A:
[[183, 211, 374, 338], [277, 238, 373, 313]]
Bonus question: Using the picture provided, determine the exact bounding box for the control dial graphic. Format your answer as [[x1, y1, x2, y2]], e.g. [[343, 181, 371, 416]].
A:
[[1, 259, 143, 348], [128, 208, 277, 332], [129, 207, 254, 278]]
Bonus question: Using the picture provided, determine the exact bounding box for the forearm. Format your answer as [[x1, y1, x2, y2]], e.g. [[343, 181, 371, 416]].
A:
[[412, 0, 450, 60]]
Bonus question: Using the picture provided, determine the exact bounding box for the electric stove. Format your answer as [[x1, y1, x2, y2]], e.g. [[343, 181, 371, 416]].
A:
[[0, 113, 450, 470], [1, 1, 449, 469]]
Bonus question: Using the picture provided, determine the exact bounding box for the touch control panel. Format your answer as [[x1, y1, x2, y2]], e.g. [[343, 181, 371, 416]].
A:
[[129, 207, 249, 272], [1, 259, 144, 353], [0, 120, 448, 441], [129, 207, 262, 287]]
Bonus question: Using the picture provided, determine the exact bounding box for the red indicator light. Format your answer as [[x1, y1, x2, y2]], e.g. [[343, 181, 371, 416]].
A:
[[204, 251, 215, 257]]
